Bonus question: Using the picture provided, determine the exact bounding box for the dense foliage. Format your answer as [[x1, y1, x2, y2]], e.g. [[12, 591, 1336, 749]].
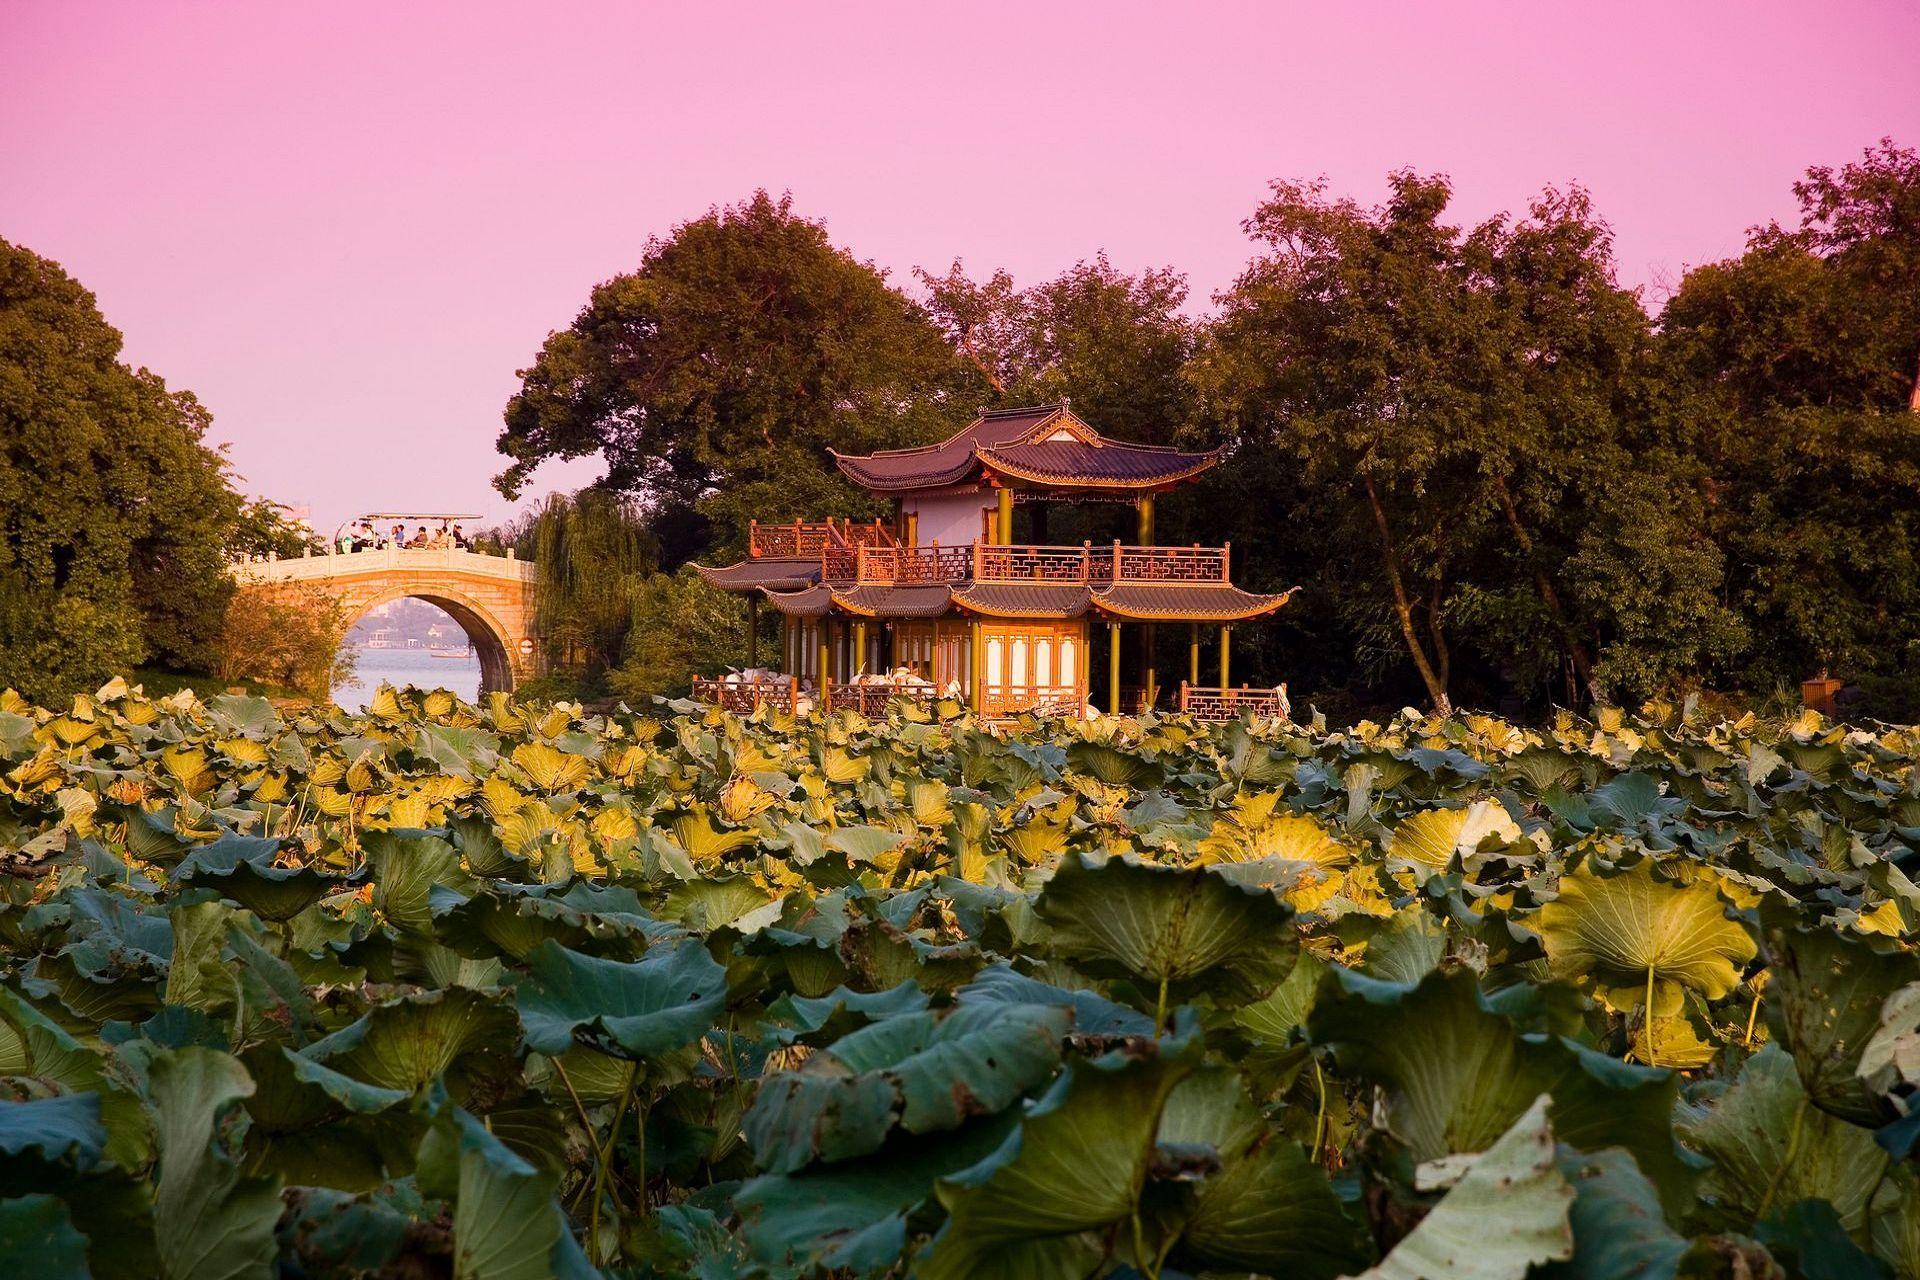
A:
[[5, 681, 1920, 1277], [501, 143, 1920, 718], [0, 239, 246, 702]]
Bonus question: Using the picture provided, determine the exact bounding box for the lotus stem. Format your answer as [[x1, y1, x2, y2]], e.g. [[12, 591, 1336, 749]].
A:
[[1312, 1056, 1329, 1163], [1643, 965, 1657, 1066], [1743, 988, 1762, 1048], [1154, 976, 1169, 1035]]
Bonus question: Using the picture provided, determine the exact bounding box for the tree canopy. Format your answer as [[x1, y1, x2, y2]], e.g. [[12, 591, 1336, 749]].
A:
[[494, 191, 976, 560], [498, 144, 1920, 718], [0, 239, 244, 702]]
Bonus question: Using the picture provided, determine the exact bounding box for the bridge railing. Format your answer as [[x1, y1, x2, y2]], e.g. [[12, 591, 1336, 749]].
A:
[[231, 544, 537, 584]]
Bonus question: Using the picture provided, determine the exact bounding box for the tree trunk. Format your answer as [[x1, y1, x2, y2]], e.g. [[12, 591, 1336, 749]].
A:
[[1362, 473, 1452, 713], [1495, 476, 1596, 705]]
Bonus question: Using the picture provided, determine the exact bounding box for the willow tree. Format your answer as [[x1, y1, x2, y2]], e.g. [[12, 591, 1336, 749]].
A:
[[526, 491, 658, 679]]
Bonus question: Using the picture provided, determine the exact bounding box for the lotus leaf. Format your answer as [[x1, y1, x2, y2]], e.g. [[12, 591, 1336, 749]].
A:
[[1536, 859, 1757, 1014]]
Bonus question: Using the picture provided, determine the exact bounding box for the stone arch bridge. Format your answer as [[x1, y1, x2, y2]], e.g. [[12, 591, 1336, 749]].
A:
[[234, 546, 539, 693]]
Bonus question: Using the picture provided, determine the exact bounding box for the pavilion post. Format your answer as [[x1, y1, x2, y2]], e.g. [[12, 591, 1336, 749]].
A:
[[853, 621, 868, 675], [1189, 622, 1201, 686], [1135, 493, 1155, 545], [1108, 621, 1122, 715], [817, 621, 832, 705], [1218, 624, 1232, 688], [996, 486, 1013, 545], [1141, 623, 1156, 709], [747, 596, 759, 669], [969, 621, 985, 713]]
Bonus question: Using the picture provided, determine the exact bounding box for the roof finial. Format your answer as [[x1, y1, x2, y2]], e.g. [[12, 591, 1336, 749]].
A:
[[1060, 396, 1070, 408], [975, 405, 987, 418]]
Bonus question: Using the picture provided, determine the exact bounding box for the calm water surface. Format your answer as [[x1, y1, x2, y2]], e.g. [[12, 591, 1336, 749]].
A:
[[332, 646, 481, 712]]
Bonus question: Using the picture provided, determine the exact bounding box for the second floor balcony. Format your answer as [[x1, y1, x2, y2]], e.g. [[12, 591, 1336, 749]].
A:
[[847, 539, 1233, 587]]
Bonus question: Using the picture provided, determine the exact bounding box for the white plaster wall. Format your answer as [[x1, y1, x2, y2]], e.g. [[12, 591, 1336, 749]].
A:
[[905, 490, 993, 546]]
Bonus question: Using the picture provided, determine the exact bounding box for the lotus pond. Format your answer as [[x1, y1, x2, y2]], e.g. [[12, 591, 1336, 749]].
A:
[[2, 679, 1920, 1279]]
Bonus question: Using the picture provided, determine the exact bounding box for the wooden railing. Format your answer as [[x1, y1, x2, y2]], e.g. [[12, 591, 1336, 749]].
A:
[[689, 676, 801, 715], [855, 544, 974, 585], [1113, 543, 1229, 583], [748, 518, 896, 559], [965, 541, 1233, 586], [982, 684, 1083, 718], [1178, 682, 1289, 721], [827, 680, 943, 716]]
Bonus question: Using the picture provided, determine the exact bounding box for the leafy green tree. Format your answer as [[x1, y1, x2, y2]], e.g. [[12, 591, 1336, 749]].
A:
[[496, 192, 974, 562], [226, 499, 319, 560], [0, 238, 240, 701], [1195, 175, 1738, 711], [1661, 140, 1920, 697], [609, 566, 749, 699]]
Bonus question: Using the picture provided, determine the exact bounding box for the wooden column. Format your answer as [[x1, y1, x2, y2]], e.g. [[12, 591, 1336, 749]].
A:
[[1218, 624, 1232, 688], [969, 621, 985, 713], [1135, 493, 1155, 545], [1189, 622, 1201, 686], [1108, 621, 1122, 714], [905, 510, 919, 547], [853, 621, 868, 675], [746, 595, 759, 669], [1142, 627, 1156, 709], [996, 486, 1013, 545], [817, 620, 832, 698]]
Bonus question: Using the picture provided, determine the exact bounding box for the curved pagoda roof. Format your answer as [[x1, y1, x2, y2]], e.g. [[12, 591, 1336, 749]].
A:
[[831, 402, 1219, 495]]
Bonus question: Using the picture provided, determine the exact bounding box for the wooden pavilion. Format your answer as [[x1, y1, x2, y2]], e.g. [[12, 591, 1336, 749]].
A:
[[693, 402, 1294, 719]]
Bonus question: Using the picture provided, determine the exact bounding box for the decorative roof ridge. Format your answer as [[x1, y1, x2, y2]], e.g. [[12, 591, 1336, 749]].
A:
[[828, 402, 1064, 465]]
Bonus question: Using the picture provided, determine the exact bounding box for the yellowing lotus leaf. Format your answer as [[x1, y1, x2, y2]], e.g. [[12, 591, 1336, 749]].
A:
[[671, 808, 758, 864], [482, 778, 527, 820], [605, 744, 651, 781], [1535, 861, 1757, 1014], [216, 737, 269, 766], [421, 689, 454, 717], [365, 685, 403, 720], [590, 806, 638, 845], [311, 786, 354, 818], [1386, 801, 1520, 869], [820, 747, 870, 785], [382, 793, 432, 830], [47, 716, 101, 747], [719, 776, 779, 825], [511, 742, 591, 792]]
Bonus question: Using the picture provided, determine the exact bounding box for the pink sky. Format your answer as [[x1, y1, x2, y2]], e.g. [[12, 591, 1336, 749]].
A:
[[4, 1, 1916, 536]]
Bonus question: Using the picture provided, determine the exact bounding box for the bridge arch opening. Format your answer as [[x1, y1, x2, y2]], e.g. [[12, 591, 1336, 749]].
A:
[[336, 590, 518, 706]]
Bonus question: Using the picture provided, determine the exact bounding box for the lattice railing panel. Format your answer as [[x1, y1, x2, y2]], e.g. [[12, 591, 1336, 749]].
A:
[[1177, 683, 1288, 721]]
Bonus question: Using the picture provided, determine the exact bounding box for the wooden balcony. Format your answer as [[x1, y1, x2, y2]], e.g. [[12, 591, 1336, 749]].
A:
[[971, 541, 1232, 586], [854, 543, 975, 585], [817, 539, 1235, 586], [748, 518, 896, 559]]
